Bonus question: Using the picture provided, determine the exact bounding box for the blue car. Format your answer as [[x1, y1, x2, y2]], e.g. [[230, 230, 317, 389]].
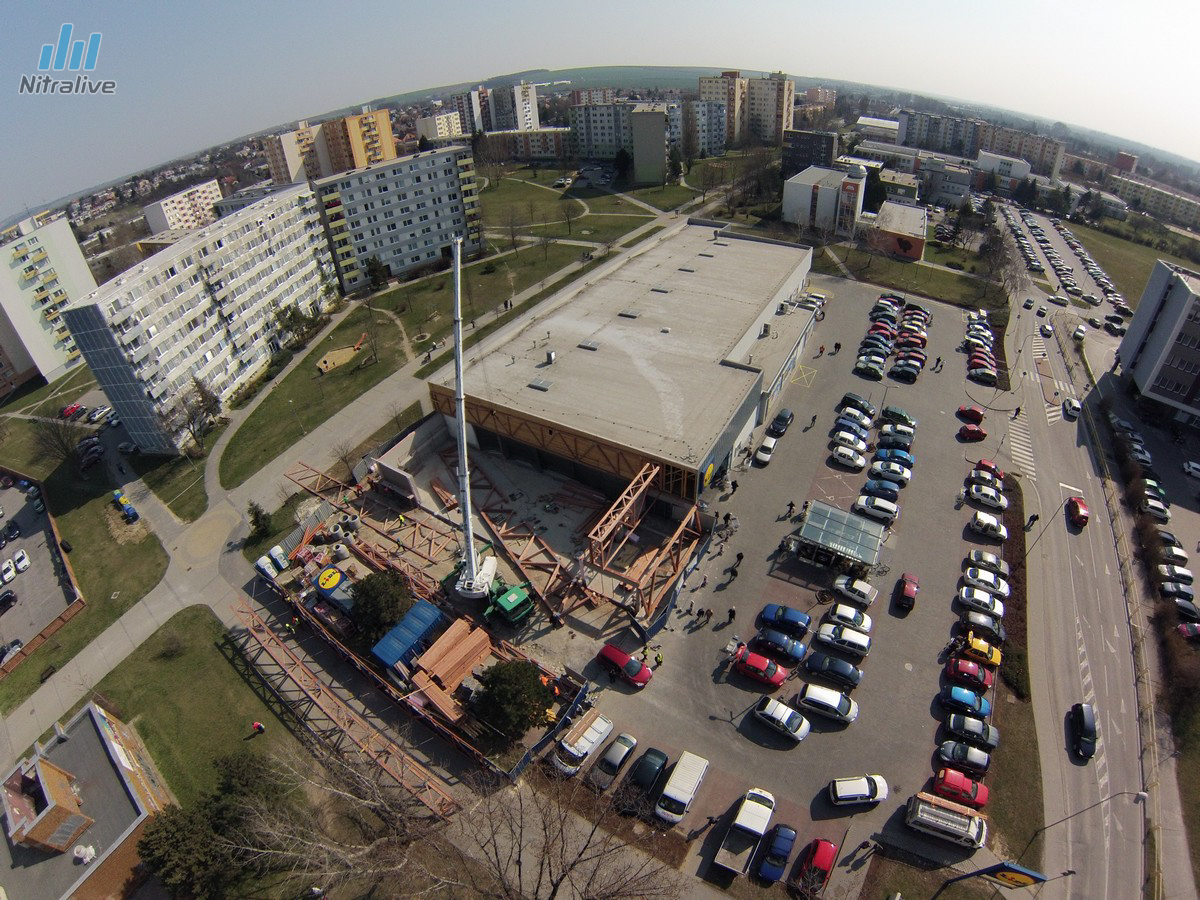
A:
[[874, 448, 915, 468], [862, 480, 900, 502], [758, 824, 798, 883], [751, 628, 807, 666], [832, 418, 870, 440], [758, 604, 812, 638], [940, 685, 992, 718]]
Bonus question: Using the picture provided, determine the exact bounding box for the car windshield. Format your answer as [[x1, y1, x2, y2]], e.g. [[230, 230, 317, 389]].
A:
[[762, 660, 778, 678], [782, 711, 803, 732], [622, 658, 644, 677]]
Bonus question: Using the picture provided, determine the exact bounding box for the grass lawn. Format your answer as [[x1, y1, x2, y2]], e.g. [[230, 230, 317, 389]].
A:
[[523, 214, 652, 246], [859, 855, 997, 899], [0, 365, 97, 417], [616, 182, 700, 212], [985, 685, 1044, 868], [0, 419, 169, 714], [559, 182, 653, 217], [219, 306, 406, 490], [130, 421, 229, 522], [924, 229, 978, 271], [70, 605, 303, 807], [480, 175, 585, 228], [1070, 221, 1196, 305], [242, 492, 309, 564]]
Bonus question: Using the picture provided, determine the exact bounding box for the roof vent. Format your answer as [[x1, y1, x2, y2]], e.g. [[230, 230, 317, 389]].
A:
[[676, 267, 694, 273], [578, 339, 600, 351], [528, 378, 553, 392], [652, 287, 670, 293], [698, 252, 714, 258], [545, 350, 556, 365], [619, 308, 640, 319]]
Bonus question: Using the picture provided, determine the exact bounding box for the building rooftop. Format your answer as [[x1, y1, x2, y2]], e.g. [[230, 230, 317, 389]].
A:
[[436, 223, 814, 470], [855, 116, 899, 130], [787, 166, 847, 189], [874, 202, 929, 240], [879, 171, 919, 188], [1167, 262, 1200, 295]]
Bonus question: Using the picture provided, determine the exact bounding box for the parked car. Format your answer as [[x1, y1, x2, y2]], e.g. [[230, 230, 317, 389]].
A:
[[814, 623, 871, 658], [895, 572, 919, 610], [861, 480, 899, 502], [750, 629, 807, 666], [940, 685, 992, 718], [963, 567, 1010, 597], [832, 575, 878, 607], [957, 405, 985, 423], [933, 767, 990, 808], [829, 447, 866, 471], [586, 733, 638, 791], [767, 408, 795, 437], [960, 611, 1007, 645], [757, 604, 811, 638], [754, 436, 778, 466], [12, 550, 29, 573], [757, 824, 798, 884], [616, 749, 669, 815], [752, 696, 810, 743], [732, 644, 787, 688], [939, 741, 991, 774], [959, 424, 987, 442], [968, 511, 1008, 541], [828, 775, 888, 806], [803, 651, 863, 690], [945, 713, 1000, 750], [944, 658, 994, 690], [825, 603, 873, 634], [957, 586, 1005, 617], [960, 632, 1003, 667], [793, 839, 838, 893], [868, 461, 911, 485], [596, 643, 653, 688]]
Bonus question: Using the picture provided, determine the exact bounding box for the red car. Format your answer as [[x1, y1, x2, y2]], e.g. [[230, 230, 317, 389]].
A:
[[868, 324, 896, 338], [957, 405, 985, 423], [1178, 623, 1200, 641], [60, 403, 82, 419], [933, 767, 990, 808], [732, 644, 786, 688], [977, 458, 1005, 479], [897, 335, 927, 349], [945, 658, 995, 690], [896, 572, 919, 610], [1067, 496, 1089, 527], [596, 643, 653, 688], [792, 838, 838, 892], [958, 424, 987, 442]]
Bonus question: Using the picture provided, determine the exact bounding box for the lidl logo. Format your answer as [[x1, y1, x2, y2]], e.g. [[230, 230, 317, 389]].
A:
[[40, 24, 101, 71], [19, 24, 116, 95]]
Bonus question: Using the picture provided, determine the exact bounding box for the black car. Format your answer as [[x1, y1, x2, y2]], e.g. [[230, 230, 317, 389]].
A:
[[4, 521, 20, 540], [1158, 529, 1182, 549], [804, 651, 863, 689], [1070, 702, 1098, 759], [767, 408, 795, 437], [616, 748, 668, 815], [1174, 598, 1200, 621], [877, 434, 913, 451], [960, 610, 1007, 644], [0, 589, 14, 614], [1104, 322, 1127, 337], [839, 393, 877, 417], [889, 365, 919, 384], [1023, 298, 1035, 309]]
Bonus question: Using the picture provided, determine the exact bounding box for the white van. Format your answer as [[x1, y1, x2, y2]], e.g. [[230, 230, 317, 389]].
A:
[[550, 708, 613, 776], [654, 750, 709, 825]]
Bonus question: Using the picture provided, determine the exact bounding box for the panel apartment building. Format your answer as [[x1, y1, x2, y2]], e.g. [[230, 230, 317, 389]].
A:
[[142, 179, 223, 234], [0, 213, 96, 393], [1119, 260, 1200, 421], [315, 145, 482, 292], [897, 109, 1065, 178], [698, 71, 795, 146], [63, 185, 334, 453], [570, 101, 725, 163], [1108, 175, 1200, 230], [265, 109, 397, 185]]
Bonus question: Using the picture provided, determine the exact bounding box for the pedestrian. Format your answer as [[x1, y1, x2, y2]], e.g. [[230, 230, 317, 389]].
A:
[[727, 607, 736, 623], [730, 480, 739, 494], [1028, 513, 1040, 526], [818, 344, 825, 356], [733, 551, 744, 569], [685, 600, 694, 615], [786, 500, 796, 517], [700, 574, 708, 589], [833, 341, 842, 354], [728, 567, 739, 580], [801, 500, 810, 516], [809, 414, 818, 428], [654, 650, 664, 668], [705, 609, 714, 624], [934, 356, 942, 369], [723, 512, 732, 526], [1013, 406, 1022, 418], [252, 721, 266, 735]]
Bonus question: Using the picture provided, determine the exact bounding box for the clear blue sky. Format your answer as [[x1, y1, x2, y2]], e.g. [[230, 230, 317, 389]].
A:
[[1, 0, 1196, 220]]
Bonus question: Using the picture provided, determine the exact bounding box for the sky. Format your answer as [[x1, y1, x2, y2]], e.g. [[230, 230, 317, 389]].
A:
[[2, 0, 1197, 221]]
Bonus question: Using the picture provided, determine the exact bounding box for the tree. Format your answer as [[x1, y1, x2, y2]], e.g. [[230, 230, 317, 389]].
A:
[[175, 377, 221, 451], [862, 169, 887, 214], [248, 501, 272, 542], [474, 660, 553, 741], [139, 803, 232, 899], [32, 419, 88, 466], [365, 256, 388, 291], [349, 570, 413, 644], [1072, 158, 1086, 176], [613, 148, 633, 181], [417, 135, 432, 152], [667, 146, 682, 183], [504, 208, 524, 254], [560, 198, 577, 236]]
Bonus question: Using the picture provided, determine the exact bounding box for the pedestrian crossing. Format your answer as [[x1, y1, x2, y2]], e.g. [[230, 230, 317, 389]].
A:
[[1007, 414, 1037, 481]]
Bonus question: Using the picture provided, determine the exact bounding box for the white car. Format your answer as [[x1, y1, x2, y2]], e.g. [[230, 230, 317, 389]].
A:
[[968, 484, 1009, 511], [963, 567, 1010, 598], [837, 408, 872, 430], [833, 575, 878, 608], [826, 603, 873, 634], [753, 696, 810, 743], [880, 423, 915, 439], [815, 623, 871, 659], [1063, 398, 1081, 419], [1141, 498, 1171, 523], [868, 461, 911, 485], [967, 469, 1004, 493], [1157, 565, 1194, 586], [831, 431, 868, 454], [0, 560, 13, 584], [957, 587, 1006, 617], [829, 775, 889, 806], [1129, 446, 1153, 467], [755, 436, 778, 465], [1183, 461, 1200, 480], [969, 511, 1008, 541], [853, 495, 898, 525], [12, 550, 29, 573], [965, 550, 1011, 578], [830, 447, 866, 471]]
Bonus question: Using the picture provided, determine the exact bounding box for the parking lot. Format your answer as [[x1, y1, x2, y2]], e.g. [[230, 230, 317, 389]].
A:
[[0, 482, 74, 653], [564, 272, 1015, 881]]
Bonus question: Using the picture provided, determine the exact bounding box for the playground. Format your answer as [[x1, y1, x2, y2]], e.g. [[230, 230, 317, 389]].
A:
[[316, 333, 369, 374]]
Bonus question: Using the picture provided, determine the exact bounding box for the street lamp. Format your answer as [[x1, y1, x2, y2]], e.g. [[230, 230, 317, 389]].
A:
[[288, 399, 306, 436], [1035, 791, 1146, 837]]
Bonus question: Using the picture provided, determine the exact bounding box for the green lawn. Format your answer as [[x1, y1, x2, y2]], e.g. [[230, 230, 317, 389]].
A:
[[480, 175, 585, 228], [924, 228, 978, 270], [219, 306, 406, 490], [0, 365, 97, 417], [71, 606, 303, 807], [523, 214, 652, 246], [0, 419, 169, 713], [985, 684, 1044, 868], [242, 492, 308, 564], [130, 421, 229, 522], [1070, 221, 1196, 306], [615, 182, 700, 212]]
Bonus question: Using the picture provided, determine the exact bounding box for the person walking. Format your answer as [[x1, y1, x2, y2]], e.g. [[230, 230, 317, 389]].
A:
[[685, 600, 694, 614], [730, 479, 739, 495], [699, 574, 708, 589], [833, 341, 841, 354], [1013, 406, 1022, 418], [1027, 513, 1040, 527], [704, 608, 714, 624], [934, 356, 942, 370], [809, 414, 818, 428], [786, 501, 796, 517], [727, 608, 736, 623], [251, 721, 266, 736], [733, 551, 744, 570], [728, 567, 739, 581], [818, 344, 825, 356]]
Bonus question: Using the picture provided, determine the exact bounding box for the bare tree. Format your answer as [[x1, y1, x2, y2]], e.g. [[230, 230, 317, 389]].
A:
[[330, 439, 358, 480], [538, 234, 552, 262], [174, 377, 221, 451], [33, 418, 89, 466], [560, 199, 578, 236], [452, 772, 683, 900], [387, 399, 415, 434], [504, 208, 524, 255]]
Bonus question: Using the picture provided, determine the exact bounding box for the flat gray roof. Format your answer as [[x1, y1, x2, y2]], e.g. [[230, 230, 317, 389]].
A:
[[442, 224, 813, 470], [796, 501, 884, 565], [787, 166, 845, 189], [875, 202, 928, 239]]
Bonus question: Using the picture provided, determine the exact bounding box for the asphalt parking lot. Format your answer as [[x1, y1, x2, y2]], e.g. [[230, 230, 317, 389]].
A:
[[570, 273, 1010, 879], [0, 487, 72, 649]]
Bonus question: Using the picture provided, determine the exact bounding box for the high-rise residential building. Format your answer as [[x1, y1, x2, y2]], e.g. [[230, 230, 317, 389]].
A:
[[480, 127, 571, 161], [698, 71, 747, 146], [745, 72, 794, 146], [451, 86, 491, 135], [805, 86, 837, 105], [629, 103, 670, 185], [490, 83, 540, 132], [782, 165, 867, 237], [63, 186, 334, 453], [897, 109, 980, 157], [569, 102, 633, 160], [416, 112, 464, 142], [1118, 260, 1200, 420], [264, 110, 396, 185], [142, 179, 223, 234], [975, 123, 1064, 179], [1108, 175, 1200, 229], [314, 146, 481, 293], [570, 88, 616, 106], [782, 130, 839, 179], [1114, 151, 1139, 174], [0, 213, 95, 393], [687, 100, 727, 158]]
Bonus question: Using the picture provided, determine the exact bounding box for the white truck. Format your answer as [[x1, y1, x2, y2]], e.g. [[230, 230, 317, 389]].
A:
[[905, 791, 988, 849], [712, 788, 775, 875]]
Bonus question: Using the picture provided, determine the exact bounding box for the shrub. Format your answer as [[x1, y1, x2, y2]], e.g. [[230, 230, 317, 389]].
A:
[[1000, 645, 1030, 699], [946, 261, 964, 271]]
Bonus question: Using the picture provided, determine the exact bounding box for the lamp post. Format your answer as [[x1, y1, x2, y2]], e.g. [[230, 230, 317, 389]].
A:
[[288, 399, 306, 436], [1023, 495, 1073, 558], [1035, 791, 1147, 841]]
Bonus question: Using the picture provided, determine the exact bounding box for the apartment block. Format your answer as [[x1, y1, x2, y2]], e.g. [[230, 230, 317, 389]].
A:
[[142, 179, 223, 234], [63, 186, 333, 453], [490, 83, 540, 132], [698, 71, 747, 146], [0, 213, 95, 392], [974, 151, 1031, 193], [452, 86, 492, 135], [570, 88, 616, 106], [782, 130, 839, 179], [1107, 175, 1200, 229], [782, 165, 867, 237], [897, 109, 980, 157], [879, 171, 920, 205], [1114, 151, 1139, 174], [480, 128, 570, 161], [688, 100, 727, 158], [265, 110, 397, 185], [805, 86, 837, 105], [569, 102, 632, 160], [315, 146, 481, 293], [976, 123, 1064, 179], [416, 112, 464, 142], [629, 103, 670, 185], [745, 72, 795, 146], [1119, 260, 1200, 421]]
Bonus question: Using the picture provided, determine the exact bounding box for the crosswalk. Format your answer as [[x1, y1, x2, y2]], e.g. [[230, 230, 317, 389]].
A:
[[1007, 414, 1037, 481]]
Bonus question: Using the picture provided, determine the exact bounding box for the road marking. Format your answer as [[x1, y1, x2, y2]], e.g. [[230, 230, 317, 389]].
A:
[[1059, 482, 1084, 494], [790, 365, 817, 386], [1006, 417, 1037, 481]]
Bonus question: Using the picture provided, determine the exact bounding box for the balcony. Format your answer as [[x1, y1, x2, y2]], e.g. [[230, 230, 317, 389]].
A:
[[32, 285, 49, 301], [43, 306, 62, 322], [40, 267, 57, 282], [27, 249, 47, 264]]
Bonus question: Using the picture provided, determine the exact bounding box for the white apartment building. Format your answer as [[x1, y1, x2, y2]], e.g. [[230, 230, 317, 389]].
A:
[[452, 87, 489, 134], [1108, 175, 1200, 230], [0, 213, 96, 393], [63, 185, 334, 453], [698, 72, 747, 146], [745, 73, 795, 146], [689, 100, 727, 157], [782, 166, 867, 237], [142, 179, 223, 234], [315, 146, 482, 292], [416, 112, 464, 142], [490, 83, 540, 132], [1119, 260, 1200, 421], [569, 102, 632, 160]]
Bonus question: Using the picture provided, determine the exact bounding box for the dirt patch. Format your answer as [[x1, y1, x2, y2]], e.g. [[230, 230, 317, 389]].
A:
[[105, 504, 149, 544]]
